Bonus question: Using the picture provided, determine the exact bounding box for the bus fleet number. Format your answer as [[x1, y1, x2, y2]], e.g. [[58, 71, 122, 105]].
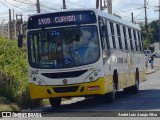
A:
[[31, 70, 38, 75]]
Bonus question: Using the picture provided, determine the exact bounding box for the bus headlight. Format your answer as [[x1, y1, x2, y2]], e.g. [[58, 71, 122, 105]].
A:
[[33, 77, 36, 81], [94, 72, 98, 77], [89, 76, 94, 81], [38, 81, 43, 85], [31, 76, 47, 85], [84, 70, 101, 83]]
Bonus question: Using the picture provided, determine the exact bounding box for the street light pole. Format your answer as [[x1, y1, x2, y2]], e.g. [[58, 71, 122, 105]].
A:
[[144, 0, 149, 50], [155, 0, 160, 50], [63, 0, 66, 9]]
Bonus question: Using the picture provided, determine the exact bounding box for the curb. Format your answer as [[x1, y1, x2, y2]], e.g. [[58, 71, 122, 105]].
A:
[[146, 67, 160, 75]]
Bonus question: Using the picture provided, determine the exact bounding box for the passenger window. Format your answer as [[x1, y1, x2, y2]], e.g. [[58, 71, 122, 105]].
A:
[[110, 22, 116, 49], [128, 28, 133, 51], [133, 30, 138, 51], [123, 26, 128, 50], [138, 31, 142, 52], [116, 24, 122, 49], [99, 18, 109, 50]]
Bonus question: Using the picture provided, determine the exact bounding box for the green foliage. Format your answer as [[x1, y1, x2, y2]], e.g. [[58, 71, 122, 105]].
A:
[[143, 39, 147, 50], [0, 36, 30, 108], [0, 36, 44, 109], [139, 20, 159, 45]]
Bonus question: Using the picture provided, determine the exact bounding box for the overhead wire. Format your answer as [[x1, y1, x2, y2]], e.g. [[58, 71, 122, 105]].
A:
[[12, 0, 35, 5], [0, 0, 10, 8], [66, 0, 87, 8], [4, 0, 28, 10]]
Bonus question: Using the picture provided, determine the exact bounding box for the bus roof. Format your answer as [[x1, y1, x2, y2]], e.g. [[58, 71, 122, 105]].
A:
[[28, 8, 140, 30], [94, 9, 141, 30]]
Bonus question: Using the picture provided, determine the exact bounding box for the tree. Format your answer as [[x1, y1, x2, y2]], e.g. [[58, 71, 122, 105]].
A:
[[138, 20, 158, 49]]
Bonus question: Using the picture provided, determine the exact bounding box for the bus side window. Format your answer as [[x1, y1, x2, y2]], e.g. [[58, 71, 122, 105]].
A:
[[128, 28, 133, 51], [110, 22, 116, 49], [116, 24, 122, 49], [105, 20, 110, 49], [135, 31, 140, 52], [107, 21, 113, 49], [99, 17, 109, 50], [133, 30, 138, 51], [123, 26, 128, 50], [138, 31, 142, 52]]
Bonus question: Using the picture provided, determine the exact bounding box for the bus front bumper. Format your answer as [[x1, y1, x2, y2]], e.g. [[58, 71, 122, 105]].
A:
[[29, 77, 112, 100]]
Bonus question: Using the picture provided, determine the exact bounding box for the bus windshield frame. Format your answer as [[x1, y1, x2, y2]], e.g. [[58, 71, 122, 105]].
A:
[[27, 25, 100, 69]]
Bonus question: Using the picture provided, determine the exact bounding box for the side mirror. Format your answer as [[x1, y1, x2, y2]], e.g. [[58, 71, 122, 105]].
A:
[[18, 34, 23, 47], [75, 34, 80, 42]]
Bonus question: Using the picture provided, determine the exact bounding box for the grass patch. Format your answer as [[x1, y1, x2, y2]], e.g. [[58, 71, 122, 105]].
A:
[[0, 96, 19, 111]]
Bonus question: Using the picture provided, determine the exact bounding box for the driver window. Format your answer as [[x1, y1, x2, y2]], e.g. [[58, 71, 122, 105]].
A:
[[99, 17, 109, 50]]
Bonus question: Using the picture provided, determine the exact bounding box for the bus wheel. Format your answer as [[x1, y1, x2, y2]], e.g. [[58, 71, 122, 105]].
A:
[[106, 82, 116, 103], [49, 97, 61, 109], [131, 70, 139, 94], [123, 70, 139, 94]]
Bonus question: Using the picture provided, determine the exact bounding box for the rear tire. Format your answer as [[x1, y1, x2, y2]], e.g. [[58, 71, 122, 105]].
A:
[[123, 70, 139, 94], [49, 97, 61, 109], [131, 71, 139, 94]]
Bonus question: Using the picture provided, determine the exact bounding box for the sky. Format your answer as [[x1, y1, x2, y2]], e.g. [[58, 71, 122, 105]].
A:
[[0, 0, 159, 24]]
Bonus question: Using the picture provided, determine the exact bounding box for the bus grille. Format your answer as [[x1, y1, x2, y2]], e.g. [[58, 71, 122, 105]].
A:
[[53, 86, 79, 93], [41, 70, 88, 78]]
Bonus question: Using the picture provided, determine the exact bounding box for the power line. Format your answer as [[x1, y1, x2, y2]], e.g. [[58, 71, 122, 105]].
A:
[[41, 5, 58, 11], [134, 10, 145, 19], [66, 0, 87, 8], [0, 0, 10, 8], [13, 0, 35, 5], [4, 0, 28, 10]]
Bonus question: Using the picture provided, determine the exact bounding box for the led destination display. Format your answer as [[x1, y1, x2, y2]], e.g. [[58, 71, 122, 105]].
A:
[[28, 10, 97, 29]]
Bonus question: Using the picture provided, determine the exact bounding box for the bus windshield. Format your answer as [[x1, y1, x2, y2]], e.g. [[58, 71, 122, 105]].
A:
[[28, 26, 100, 69]]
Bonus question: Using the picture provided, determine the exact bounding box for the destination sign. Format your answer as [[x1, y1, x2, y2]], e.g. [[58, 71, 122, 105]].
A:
[[28, 10, 97, 29]]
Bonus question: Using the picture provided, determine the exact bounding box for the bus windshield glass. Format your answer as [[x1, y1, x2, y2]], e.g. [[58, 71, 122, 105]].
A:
[[28, 26, 100, 69]]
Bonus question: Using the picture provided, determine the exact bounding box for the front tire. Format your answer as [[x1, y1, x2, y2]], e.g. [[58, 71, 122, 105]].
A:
[[49, 97, 61, 108], [106, 82, 116, 103]]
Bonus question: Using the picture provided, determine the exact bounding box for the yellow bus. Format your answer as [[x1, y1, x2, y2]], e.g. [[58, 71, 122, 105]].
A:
[[27, 8, 146, 108]]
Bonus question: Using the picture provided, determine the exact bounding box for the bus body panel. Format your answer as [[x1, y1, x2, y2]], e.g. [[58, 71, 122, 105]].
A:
[[27, 8, 146, 100]]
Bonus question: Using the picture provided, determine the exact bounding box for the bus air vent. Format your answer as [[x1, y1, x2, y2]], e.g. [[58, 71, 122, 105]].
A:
[[53, 86, 79, 93], [41, 70, 88, 78]]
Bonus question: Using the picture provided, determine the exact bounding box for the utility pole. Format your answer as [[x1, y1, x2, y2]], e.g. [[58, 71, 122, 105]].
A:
[[159, 0, 160, 50], [9, 9, 12, 40], [96, 0, 99, 9], [144, 0, 149, 50], [100, 0, 102, 10], [13, 9, 14, 21], [96, 0, 107, 11], [36, 0, 40, 13], [14, 21, 17, 39], [131, 12, 134, 23], [63, 0, 66, 9], [155, 0, 160, 50], [107, 0, 112, 14]]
